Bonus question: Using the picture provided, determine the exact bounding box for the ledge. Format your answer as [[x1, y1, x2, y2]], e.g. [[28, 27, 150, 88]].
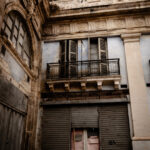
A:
[[41, 97, 129, 106], [47, 75, 121, 92], [48, 1, 150, 20]]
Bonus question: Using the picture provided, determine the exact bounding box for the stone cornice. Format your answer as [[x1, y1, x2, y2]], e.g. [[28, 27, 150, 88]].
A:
[[132, 137, 150, 141], [121, 33, 141, 43], [42, 13, 150, 41], [49, 0, 147, 11], [48, 1, 150, 20]]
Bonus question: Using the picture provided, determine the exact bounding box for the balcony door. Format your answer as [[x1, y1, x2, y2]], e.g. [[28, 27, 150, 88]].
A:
[[90, 38, 107, 76], [60, 38, 107, 78], [60, 40, 77, 78]]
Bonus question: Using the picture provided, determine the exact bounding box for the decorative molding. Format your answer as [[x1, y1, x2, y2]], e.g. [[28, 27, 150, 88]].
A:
[[59, 24, 70, 34], [121, 33, 141, 43], [43, 14, 150, 40], [49, 0, 146, 10]]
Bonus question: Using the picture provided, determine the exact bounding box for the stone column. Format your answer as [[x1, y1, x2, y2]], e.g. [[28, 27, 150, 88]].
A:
[[122, 33, 150, 150]]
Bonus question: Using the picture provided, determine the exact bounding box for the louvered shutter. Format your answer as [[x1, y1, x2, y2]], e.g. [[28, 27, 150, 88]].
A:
[[98, 38, 108, 75], [99, 104, 132, 150], [69, 40, 77, 77], [60, 40, 67, 78], [42, 107, 71, 150]]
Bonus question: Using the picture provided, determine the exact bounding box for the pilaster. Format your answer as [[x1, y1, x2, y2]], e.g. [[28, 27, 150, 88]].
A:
[[122, 33, 150, 149]]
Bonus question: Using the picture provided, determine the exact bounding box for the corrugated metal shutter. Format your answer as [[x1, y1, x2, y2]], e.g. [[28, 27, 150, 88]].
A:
[[42, 107, 71, 150], [99, 104, 131, 150], [0, 77, 27, 150], [71, 106, 98, 128]]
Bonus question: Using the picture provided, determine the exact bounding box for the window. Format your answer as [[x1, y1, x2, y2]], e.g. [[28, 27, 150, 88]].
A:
[[59, 37, 108, 77], [1, 11, 32, 68], [60, 38, 107, 62]]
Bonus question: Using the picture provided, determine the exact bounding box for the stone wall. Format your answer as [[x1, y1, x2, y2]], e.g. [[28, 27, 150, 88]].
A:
[[0, 0, 48, 150]]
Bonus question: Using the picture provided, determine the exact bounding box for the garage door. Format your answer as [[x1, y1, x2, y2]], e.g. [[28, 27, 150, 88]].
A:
[[42, 106, 71, 150], [99, 104, 132, 150]]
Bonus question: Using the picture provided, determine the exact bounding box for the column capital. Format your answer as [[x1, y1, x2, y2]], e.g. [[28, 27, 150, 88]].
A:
[[121, 33, 141, 43]]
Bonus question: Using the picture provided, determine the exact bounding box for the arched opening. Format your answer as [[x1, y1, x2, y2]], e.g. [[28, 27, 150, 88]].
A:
[[1, 11, 32, 69]]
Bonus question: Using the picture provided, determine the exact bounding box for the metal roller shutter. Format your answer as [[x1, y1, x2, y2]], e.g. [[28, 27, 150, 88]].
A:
[[42, 107, 71, 150], [71, 106, 98, 128], [99, 104, 132, 150]]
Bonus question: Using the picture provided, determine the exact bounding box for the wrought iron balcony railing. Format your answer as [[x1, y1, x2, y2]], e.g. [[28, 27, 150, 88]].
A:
[[46, 59, 120, 80]]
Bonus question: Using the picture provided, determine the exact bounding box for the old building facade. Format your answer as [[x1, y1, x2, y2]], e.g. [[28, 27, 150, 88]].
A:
[[0, 0, 150, 150]]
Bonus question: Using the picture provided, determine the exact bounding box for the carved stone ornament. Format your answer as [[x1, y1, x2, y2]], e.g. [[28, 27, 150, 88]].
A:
[[23, 0, 35, 17]]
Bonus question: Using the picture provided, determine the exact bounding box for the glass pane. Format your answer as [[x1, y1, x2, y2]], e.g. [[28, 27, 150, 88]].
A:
[[5, 27, 11, 38], [78, 39, 88, 61], [90, 38, 98, 60], [7, 16, 13, 30], [13, 27, 18, 37]]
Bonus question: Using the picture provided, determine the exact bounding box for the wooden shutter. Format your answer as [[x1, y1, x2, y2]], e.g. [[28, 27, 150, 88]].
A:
[[60, 40, 67, 77], [71, 106, 98, 128], [69, 40, 77, 77], [99, 104, 132, 150], [42, 107, 71, 150], [98, 38, 108, 75]]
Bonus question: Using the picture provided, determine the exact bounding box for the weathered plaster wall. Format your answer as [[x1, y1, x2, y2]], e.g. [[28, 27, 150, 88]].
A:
[[133, 141, 150, 150], [140, 35, 150, 83], [1, 50, 27, 82], [41, 42, 60, 90], [108, 37, 127, 85], [140, 35, 150, 111]]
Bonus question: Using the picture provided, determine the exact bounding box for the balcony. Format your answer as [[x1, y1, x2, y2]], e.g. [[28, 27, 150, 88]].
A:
[[46, 59, 121, 92], [47, 59, 120, 79]]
